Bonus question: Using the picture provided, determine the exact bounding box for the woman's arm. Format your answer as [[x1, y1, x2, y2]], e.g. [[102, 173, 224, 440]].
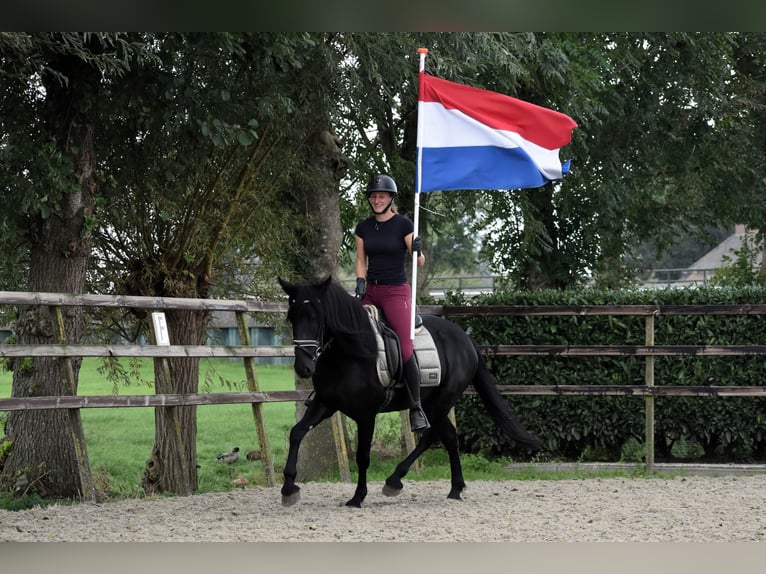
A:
[[355, 234, 367, 277]]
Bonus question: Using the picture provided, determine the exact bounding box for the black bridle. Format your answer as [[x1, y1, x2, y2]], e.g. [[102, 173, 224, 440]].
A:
[[291, 300, 333, 362]]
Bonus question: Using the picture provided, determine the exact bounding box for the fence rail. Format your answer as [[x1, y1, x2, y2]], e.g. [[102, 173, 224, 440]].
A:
[[0, 344, 294, 358], [483, 344, 766, 356], [3, 291, 766, 496], [0, 390, 314, 411]]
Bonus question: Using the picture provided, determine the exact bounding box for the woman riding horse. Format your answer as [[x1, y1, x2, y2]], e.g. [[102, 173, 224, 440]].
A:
[[354, 173, 428, 430], [278, 276, 542, 508]]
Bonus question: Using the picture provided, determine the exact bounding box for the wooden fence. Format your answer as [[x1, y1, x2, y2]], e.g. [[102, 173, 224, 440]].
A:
[[3, 292, 766, 500], [436, 302, 766, 471]]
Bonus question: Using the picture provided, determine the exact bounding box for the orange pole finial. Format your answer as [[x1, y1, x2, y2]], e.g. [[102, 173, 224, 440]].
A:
[[417, 48, 428, 74]]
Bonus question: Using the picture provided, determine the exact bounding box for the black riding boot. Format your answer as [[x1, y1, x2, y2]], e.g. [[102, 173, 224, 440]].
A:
[[403, 356, 430, 430]]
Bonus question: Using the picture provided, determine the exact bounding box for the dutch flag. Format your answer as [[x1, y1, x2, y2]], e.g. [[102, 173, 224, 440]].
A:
[[416, 72, 578, 193]]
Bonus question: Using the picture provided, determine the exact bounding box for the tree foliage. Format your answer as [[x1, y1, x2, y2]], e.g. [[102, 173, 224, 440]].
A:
[[6, 32, 766, 296], [90, 33, 317, 303], [332, 33, 766, 289], [0, 33, 155, 289]]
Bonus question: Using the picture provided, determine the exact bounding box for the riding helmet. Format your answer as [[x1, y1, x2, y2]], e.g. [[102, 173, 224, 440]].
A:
[[365, 174, 397, 197]]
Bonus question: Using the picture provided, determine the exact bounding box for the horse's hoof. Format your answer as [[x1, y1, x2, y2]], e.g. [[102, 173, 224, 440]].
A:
[[345, 499, 362, 508], [281, 491, 301, 507], [382, 484, 402, 497]]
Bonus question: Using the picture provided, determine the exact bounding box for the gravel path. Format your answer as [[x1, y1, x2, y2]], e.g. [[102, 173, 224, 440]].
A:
[[2, 475, 766, 542]]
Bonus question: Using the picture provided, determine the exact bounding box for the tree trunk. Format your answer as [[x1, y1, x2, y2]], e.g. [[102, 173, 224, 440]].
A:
[[303, 129, 346, 279], [1, 126, 96, 498], [294, 126, 348, 481], [141, 299, 208, 495], [520, 185, 570, 290]]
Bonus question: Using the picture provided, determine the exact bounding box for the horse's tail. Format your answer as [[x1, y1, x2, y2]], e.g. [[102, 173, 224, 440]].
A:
[[470, 341, 543, 450]]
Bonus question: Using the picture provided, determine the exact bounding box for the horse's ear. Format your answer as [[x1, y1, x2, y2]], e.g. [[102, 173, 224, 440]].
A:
[[277, 276, 294, 295]]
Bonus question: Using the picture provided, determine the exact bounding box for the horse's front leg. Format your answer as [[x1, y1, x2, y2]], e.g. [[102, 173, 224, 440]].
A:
[[345, 416, 375, 508], [281, 400, 334, 507]]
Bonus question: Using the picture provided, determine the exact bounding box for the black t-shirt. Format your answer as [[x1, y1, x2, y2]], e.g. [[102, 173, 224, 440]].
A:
[[355, 213, 414, 284]]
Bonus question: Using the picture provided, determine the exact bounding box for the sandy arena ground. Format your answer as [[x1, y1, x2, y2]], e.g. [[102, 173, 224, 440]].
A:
[[2, 475, 765, 542]]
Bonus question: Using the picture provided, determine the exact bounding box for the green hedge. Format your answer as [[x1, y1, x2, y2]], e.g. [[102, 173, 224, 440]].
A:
[[443, 285, 766, 463]]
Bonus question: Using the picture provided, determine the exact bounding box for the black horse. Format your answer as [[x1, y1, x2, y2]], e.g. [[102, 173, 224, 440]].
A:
[[278, 276, 542, 508]]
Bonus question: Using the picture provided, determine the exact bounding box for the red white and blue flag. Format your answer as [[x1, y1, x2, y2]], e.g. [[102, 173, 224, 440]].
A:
[[416, 71, 577, 192]]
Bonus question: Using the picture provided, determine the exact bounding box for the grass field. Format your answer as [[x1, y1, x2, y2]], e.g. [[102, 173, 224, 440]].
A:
[[1, 358, 306, 497]]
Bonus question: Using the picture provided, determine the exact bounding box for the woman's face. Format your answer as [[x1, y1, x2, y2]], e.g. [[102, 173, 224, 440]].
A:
[[368, 191, 394, 213]]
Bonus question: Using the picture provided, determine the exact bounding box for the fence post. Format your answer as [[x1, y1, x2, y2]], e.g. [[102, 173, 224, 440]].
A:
[[644, 313, 656, 472], [331, 412, 352, 482], [236, 311, 276, 486], [52, 306, 97, 502], [400, 412, 422, 474]]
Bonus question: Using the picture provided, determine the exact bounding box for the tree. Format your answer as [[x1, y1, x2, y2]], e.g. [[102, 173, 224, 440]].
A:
[[260, 33, 349, 481], [0, 33, 155, 498], [90, 33, 320, 493]]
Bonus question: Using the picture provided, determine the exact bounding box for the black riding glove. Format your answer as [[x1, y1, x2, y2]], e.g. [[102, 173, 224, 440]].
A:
[[412, 236, 423, 255], [355, 277, 366, 299]]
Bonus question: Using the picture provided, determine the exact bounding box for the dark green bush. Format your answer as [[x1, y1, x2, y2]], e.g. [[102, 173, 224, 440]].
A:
[[447, 285, 766, 463]]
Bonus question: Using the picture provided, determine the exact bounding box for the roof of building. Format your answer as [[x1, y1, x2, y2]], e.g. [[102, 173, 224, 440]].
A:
[[687, 225, 761, 271]]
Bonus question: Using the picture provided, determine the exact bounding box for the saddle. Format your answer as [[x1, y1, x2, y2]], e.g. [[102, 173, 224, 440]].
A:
[[363, 305, 441, 389]]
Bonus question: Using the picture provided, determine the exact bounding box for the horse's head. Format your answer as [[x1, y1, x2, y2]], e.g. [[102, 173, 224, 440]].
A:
[[278, 276, 333, 379]]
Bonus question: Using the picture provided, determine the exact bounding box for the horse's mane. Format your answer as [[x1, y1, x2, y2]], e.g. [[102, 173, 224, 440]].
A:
[[317, 281, 378, 360]]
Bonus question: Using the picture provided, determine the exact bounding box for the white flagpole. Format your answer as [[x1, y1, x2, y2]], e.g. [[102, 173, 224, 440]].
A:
[[410, 47, 428, 340]]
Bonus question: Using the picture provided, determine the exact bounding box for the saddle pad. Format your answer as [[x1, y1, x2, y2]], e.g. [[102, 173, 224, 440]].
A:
[[412, 326, 441, 387], [364, 305, 441, 388]]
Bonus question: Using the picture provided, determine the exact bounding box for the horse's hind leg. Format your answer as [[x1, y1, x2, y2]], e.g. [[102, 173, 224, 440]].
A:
[[439, 420, 466, 500], [382, 417, 466, 501], [382, 425, 436, 497], [281, 401, 333, 507]]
